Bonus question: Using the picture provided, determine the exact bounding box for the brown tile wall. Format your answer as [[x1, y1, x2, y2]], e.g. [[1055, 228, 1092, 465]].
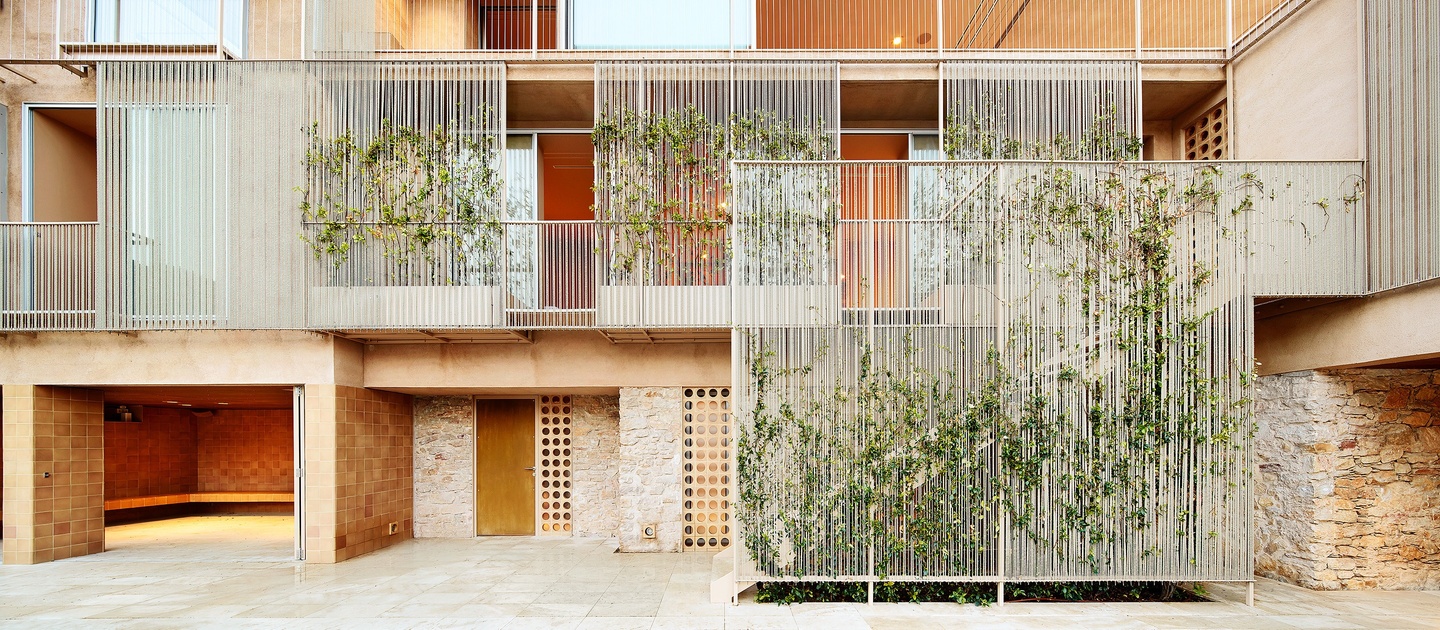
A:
[[197, 410, 294, 493], [104, 408, 197, 500], [2, 385, 105, 565], [304, 385, 413, 564]]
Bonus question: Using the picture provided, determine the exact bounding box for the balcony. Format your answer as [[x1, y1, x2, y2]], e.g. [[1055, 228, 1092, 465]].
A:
[[0, 158, 1363, 333], [57, 0, 247, 59], [0, 0, 1304, 61], [0, 222, 98, 330], [307, 0, 1290, 59]]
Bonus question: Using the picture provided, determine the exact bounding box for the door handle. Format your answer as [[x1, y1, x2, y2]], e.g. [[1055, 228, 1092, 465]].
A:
[[524, 467, 535, 471]]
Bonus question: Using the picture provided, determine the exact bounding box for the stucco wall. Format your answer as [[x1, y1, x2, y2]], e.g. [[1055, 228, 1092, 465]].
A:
[[363, 331, 731, 392], [1256, 279, 1440, 374], [0, 331, 365, 388], [412, 395, 474, 538], [1256, 370, 1440, 590], [617, 387, 684, 552], [1232, 0, 1363, 160]]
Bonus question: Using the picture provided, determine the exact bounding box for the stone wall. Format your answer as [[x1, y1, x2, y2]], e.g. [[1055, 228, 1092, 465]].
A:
[[1256, 369, 1440, 590], [413, 396, 474, 538], [618, 387, 684, 552], [571, 395, 619, 538]]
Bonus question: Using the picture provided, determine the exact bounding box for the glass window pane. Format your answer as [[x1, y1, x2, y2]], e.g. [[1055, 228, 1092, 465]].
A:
[[569, 0, 752, 49], [90, 0, 246, 48]]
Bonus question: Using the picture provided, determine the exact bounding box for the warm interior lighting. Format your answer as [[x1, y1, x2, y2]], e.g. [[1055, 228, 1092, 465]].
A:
[[217, 402, 229, 405], [891, 35, 904, 46]]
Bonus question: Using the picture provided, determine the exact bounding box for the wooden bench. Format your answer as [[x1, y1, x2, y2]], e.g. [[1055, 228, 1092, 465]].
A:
[[105, 492, 294, 511]]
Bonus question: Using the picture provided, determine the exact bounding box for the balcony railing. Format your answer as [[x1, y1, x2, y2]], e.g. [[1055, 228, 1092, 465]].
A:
[[0, 222, 97, 330], [0, 0, 1308, 60], [303, 0, 1288, 60], [505, 221, 596, 328], [48, 0, 247, 58], [0, 160, 1363, 332]]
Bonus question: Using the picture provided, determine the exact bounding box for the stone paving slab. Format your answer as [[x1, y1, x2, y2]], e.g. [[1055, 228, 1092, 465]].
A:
[[1, 516, 1438, 629]]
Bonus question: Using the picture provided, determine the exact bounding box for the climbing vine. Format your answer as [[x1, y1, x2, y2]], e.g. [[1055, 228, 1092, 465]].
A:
[[943, 104, 1141, 161], [299, 110, 503, 285], [732, 110, 1347, 579], [591, 105, 834, 284]]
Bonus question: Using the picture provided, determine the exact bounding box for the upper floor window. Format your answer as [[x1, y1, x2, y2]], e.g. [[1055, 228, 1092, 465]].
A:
[[569, 0, 753, 49], [88, 0, 246, 56]]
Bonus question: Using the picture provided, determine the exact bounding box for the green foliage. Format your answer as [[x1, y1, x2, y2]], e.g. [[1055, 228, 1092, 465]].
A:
[[755, 580, 1203, 605], [298, 110, 503, 284], [590, 105, 833, 283], [943, 105, 1142, 161], [737, 112, 1262, 580]]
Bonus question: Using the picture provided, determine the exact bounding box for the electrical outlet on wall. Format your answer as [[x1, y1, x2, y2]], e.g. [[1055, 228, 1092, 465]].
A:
[[388, 522, 399, 535], [641, 524, 657, 539]]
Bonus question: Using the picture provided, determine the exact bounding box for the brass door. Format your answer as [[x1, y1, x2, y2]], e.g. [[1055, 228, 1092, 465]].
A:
[[475, 399, 536, 535]]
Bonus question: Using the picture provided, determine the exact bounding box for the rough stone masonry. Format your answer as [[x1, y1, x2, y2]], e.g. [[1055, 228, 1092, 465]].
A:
[[1255, 369, 1440, 590], [618, 386, 685, 552], [412, 396, 475, 538]]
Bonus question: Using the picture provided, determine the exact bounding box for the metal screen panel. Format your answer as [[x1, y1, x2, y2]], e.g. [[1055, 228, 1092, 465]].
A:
[[99, 61, 308, 329], [1248, 161, 1367, 296], [1367, 0, 1440, 292], [593, 60, 838, 328], [728, 159, 1376, 584], [98, 60, 505, 330], [307, 0, 560, 58], [300, 61, 506, 329], [942, 60, 1140, 161]]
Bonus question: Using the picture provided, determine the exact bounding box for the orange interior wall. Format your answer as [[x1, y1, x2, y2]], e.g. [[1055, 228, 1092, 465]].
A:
[[198, 410, 294, 493], [758, 0, 939, 49], [105, 409, 198, 500], [539, 134, 595, 220], [103, 407, 293, 501], [839, 135, 910, 308], [482, 3, 557, 49]]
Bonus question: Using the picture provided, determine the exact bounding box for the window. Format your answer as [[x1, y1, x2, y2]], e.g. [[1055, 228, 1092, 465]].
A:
[[568, 0, 752, 49], [89, 0, 246, 55]]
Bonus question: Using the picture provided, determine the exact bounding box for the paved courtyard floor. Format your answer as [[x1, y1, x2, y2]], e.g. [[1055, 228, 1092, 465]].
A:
[[0, 516, 1437, 628]]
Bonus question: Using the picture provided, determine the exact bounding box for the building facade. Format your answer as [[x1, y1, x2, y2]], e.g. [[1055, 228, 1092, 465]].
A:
[[0, 0, 1434, 593]]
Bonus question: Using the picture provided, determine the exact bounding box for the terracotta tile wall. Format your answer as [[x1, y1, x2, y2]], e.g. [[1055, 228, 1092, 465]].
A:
[[197, 410, 294, 493], [304, 385, 413, 564], [104, 408, 197, 500], [2, 385, 105, 565]]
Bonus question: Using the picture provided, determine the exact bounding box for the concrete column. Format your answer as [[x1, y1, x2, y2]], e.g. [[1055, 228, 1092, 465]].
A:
[[617, 387, 684, 552], [1, 385, 104, 565]]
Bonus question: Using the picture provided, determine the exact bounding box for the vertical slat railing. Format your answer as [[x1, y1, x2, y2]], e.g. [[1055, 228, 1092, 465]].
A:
[[0, 222, 98, 330]]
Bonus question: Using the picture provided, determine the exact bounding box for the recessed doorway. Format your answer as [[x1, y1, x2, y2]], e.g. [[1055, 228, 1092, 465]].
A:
[[475, 398, 537, 535], [98, 385, 301, 562]]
